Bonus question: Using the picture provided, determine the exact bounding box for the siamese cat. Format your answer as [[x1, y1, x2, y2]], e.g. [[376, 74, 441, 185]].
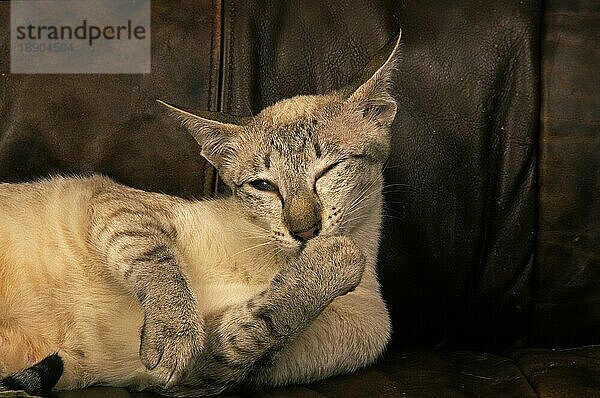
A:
[[0, 32, 401, 396]]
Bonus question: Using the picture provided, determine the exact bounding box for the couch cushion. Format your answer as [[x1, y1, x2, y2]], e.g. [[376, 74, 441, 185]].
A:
[[46, 350, 537, 398], [0, 1, 218, 198], [532, 0, 600, 347], [514, 346, 600, 398]]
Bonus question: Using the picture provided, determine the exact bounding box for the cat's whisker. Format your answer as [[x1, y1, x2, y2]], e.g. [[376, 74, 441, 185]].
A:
[[383, 200, 409, 205], [382, 214, 404, 221], [382, 208, 406, 220], [245, 100, 258, 123], [229, 224, 271, 234], [238, 236, 270, 243], [382, 162, 405, 170], [382, 184, 416, 194], [268, 246, 285, 261], [229, 240, 277, 259], [347, 178, 380, 211], [236, 229, 271, 238], [346, 200, 374, 217], [343, 217, 365, 227], [382, 190, 414, 196], [381, 158, 392, 172], [383, 182, 415, 188], [228, 229, 270, 240], [348, 186, 379, 213], [342, 198, 378, 229], [225, 225, 272, 241]]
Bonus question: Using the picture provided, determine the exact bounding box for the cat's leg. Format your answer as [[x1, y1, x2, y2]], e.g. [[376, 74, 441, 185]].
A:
[[87, 189, 203, 386], [167, 235, 369, 397], [247, 267, 390, 388]]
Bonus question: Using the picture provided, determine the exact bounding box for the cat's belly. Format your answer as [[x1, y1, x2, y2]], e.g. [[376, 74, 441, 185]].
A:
[[0, 216, 271, 389], [53, 281, 268, 389], [0, 249, 144, 388]]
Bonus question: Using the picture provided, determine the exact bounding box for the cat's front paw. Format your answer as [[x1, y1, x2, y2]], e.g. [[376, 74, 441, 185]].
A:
[[301, 235, 366, 299], [140, 311, 204, 388]]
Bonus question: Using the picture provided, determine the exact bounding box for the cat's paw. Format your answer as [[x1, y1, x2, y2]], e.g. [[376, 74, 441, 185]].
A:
[[301, 235, 366, 299], [139, 311, 204, 388]]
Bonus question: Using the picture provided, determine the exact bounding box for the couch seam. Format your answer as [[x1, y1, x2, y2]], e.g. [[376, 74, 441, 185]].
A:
[[213, 0, 234, 196], [212, 0, 227, 197], [513, 354, 540, 397], [207, 0, 215, 112], [529, 0, 545, 347]]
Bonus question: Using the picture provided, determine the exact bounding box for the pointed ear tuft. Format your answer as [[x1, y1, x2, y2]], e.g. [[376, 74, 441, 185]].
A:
[[157, 100, 245, 168], [342, 30, 402, 127]]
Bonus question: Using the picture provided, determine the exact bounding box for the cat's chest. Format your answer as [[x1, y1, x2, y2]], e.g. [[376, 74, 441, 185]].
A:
[[173, 201, 282, 312], [176, 229, 279, 314], [184, 251, 276, 314]]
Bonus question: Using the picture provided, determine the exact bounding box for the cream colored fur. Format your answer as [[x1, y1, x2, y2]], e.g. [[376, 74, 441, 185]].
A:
[[0, 175, 390, 390]]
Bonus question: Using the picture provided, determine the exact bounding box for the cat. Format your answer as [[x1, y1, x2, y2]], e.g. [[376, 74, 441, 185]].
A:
[[0, 31, 401, 397]]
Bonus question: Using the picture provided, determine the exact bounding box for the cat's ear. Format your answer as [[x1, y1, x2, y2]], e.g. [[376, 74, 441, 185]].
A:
[[157, 100, 246, 168], [341, 30, 402, 127]]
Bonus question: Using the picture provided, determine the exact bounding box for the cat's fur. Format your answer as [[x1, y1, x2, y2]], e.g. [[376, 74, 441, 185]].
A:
[[0, 32, 401, 396]]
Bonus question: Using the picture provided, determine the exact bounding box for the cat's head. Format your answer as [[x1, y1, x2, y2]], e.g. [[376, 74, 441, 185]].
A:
[[161, 32, 401, 253]]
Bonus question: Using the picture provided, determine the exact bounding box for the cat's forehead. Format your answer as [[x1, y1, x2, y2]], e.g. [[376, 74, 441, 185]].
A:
[[258, 94, 338, 125], [245, 94, 341, 154]]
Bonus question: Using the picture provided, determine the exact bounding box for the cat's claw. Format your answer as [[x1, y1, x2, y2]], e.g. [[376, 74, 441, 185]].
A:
[[139, 313, 204, 387]]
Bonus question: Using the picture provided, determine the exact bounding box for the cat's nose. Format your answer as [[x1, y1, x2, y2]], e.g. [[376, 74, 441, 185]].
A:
[[284, 192, 322, 242], [292, 224, 320, 242], [283, 192, 321, 242]]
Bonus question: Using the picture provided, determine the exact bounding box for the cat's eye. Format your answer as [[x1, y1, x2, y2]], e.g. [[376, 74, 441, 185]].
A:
[[249, 180, 278, 192], [317, 161, 343, 180]]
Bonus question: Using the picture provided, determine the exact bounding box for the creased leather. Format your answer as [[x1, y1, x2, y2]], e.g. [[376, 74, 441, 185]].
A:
[[0, 1, 219, 198], [531, 0, 600, 348], [514, 346, 600, 398]]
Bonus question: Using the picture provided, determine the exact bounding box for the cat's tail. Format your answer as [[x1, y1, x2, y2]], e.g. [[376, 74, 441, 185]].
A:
[[0, 354, 63, 397]]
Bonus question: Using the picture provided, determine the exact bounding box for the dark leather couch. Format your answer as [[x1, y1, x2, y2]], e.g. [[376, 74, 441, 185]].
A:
[[1, 0, 598, 397]]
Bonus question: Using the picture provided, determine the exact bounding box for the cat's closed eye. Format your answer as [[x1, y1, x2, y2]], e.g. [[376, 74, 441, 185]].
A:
[[317, 161, 344, 181], [317, 154, 363, 181]]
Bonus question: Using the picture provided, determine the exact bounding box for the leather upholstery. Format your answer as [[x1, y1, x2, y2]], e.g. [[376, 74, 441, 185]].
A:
[[531, 0, 600, 348], [1, 0, 598, 396], [0, 1, 218, 198], [220, 0, 541, 350]]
